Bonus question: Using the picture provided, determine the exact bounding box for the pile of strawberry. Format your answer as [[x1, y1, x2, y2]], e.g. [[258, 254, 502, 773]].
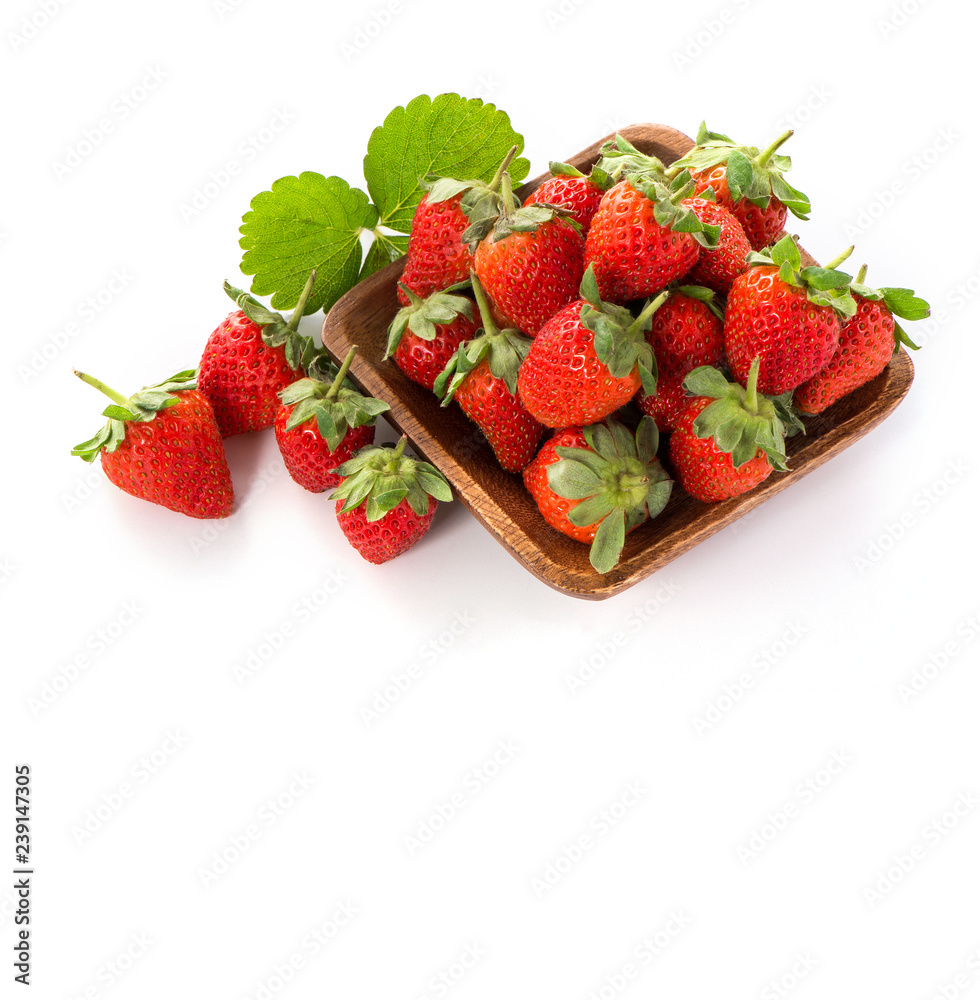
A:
[[72, 272, 451, 564], [72, 122, 930, 575], [385, 124, 930, 573]]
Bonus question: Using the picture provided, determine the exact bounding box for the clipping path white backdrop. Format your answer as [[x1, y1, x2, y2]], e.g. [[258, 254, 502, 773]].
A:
[[3, 1, 979, 998]]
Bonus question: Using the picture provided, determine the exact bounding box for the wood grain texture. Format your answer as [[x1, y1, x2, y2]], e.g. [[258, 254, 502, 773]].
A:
[[322, 124, 915, 600]]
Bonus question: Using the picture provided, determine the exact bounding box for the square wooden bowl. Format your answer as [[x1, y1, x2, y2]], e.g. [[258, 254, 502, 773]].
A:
[[321, 123, 914, 600]]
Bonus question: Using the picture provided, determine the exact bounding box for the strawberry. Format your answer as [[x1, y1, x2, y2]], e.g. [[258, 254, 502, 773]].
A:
[[472, 174, 586, 336], [725, 235, 856, 396], [199, 271, 319, 437], [330, 436, 452, 564], [385, 284, 477, 391], [522, 161, 612, 234], [794, 267, 928, 414], [683, 196, 753, 294], [397, 147, 518, 306], [668, 360, 796, 503], [523, 416, 672, 573], [434, 274, 545, 473], [275, 347, 390, 493], [584, 135, 719, 303], [638, 286, 726, 431], [517, 264, 663, 428], [670, 122, 810, 250], [72, 369, 233, 519]]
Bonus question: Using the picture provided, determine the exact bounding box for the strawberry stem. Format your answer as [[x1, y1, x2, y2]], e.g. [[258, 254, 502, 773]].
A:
[[470, 272, 500, 338], [745, 357, 761, 414], [824, 246, 854, 271], [387, 435, 408, 468], [326, 346, 358, 402], [74, 370, 131, 408], [855, 264, 868, 285], [500, 172, 517, 215], [628, 290, 669, 338], [490, 146, 519, 194], [757, 130, 793, 167], [287, 269, 317, 331], [669, 177, 696, 206]]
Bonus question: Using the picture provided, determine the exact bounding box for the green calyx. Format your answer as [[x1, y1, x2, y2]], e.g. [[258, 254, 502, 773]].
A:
[[423, 145, 519, 249], [683, 359, 792, 471], [433, 272, 532, 401], [626, 169, 720, 249], [386, 285, 474, 357], [71, 369, 198, 463], [671, 283, 726, 322], [329, 435, 452, 521], [546, 160, 614, 191], [670, 122, 811, 220], [547, 416, 673, 574], [746, 235, 857, 318], [466, 171, 581, 248], [578, 264, 663, 393], [595, 134, 669, 185], [224, 269, 322, 372], [848, 265, 930, 352], [281, 346, 389, 452]]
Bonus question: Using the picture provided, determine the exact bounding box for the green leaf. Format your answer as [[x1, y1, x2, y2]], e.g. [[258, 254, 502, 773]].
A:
[[102, 404, 137, 421], [363, 94, 529, 235], [415, 469, 453, 502], [769, 234, 801, 270], [645, 479, 672, 519], [881, 286, 931, 321], [567, 494, 616, 528], [800, 266, 853, 291], [240, 172, 378, 315], [589, 511, 626, 574], [359, 233, 409, 282], [725, 149, 753, 201], [683, 365, 730, 398], [315, 409, 343, 451], [635, 416, 660, 467], [548, 460, 604, 501]]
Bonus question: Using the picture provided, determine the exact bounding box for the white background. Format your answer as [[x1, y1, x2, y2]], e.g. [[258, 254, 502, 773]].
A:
[[4, 0, 979, 998]]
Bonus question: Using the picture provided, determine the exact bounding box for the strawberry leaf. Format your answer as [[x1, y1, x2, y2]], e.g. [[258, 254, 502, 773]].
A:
[[881, 286, 931, 321], [359, 234, 409, 282], [363, 94, 529, 236], [725, 149, 754, 201], [589, 510, 627, 575], [240, 173, 378, 316]]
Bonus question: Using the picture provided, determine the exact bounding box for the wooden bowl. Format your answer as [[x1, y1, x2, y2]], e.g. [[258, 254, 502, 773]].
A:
[[321, 124, 914, 600]]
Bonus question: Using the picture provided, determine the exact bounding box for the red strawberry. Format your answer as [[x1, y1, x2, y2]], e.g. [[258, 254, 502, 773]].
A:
[[330, 436, 452, 564], [517, 264, 663, 428], [275, 347, 390, 493], [670, 122, 810, 250], [199, 272, 318, 437], [683, 196, 753, 294], [72, 369, 233, 519], [473, 174, 586, 336], [523, 416, 672, 573], [725, 236, 855, 396], [638, 286, 725, 431], [397, 147, 518, 306], [584, 135, 720, 303], [585, 179, 704, 303], [794, 268, 928, 414], [385, 284, 477, 391], [668, 360, 794, 503], [523, 161, 612, 234], [434, 274, 545, 473]]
